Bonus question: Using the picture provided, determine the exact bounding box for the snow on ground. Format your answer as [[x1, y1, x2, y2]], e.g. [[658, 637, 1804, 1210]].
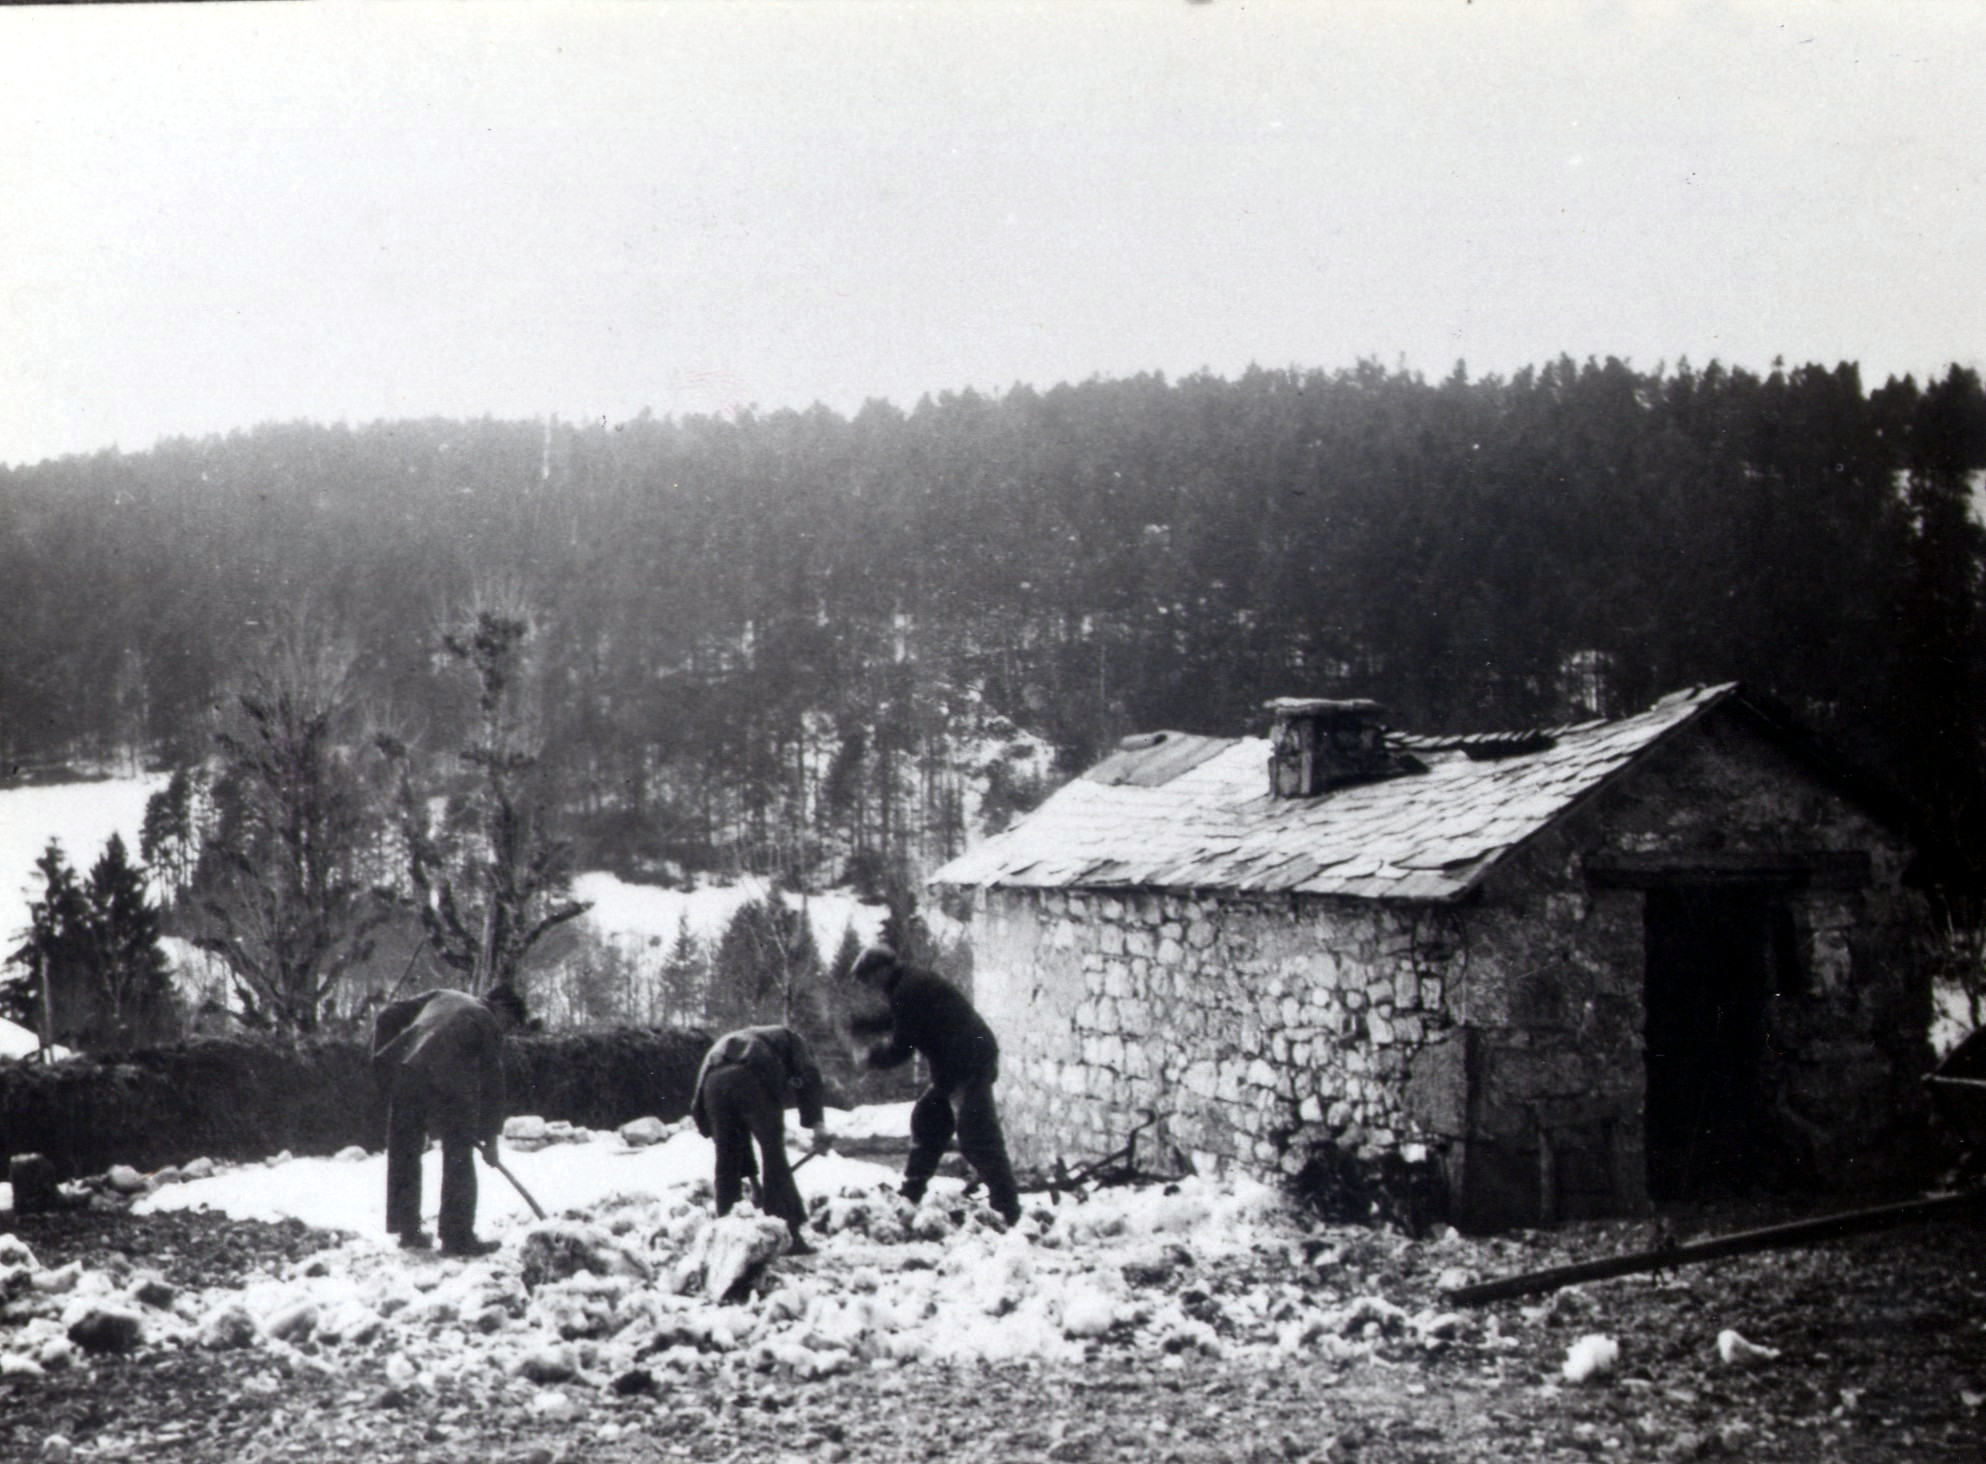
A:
[[0, 774, 168, 944], [827, 1101, 913, 1140], [7, 1102, 1457, 1393], [133, 1122, 892, 1238], [0, 1016, 70, 1062], [573, 872, 888, 966], [1933, 982, 1978, 1058], [1, 775, 956, 1029], [574, 870, 968, 966], [0, 778, 924, 985]]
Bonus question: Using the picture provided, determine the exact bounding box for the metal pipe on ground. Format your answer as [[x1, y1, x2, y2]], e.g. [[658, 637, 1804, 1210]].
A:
[[1445, 1188, 1986, 1307]]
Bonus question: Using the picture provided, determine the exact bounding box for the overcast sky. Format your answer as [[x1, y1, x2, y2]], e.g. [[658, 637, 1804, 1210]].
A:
[[2, 0, 1982, 469]]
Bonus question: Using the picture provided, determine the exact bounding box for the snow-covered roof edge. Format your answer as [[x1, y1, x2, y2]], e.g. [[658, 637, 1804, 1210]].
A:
[[928, 683, 1751, 902]]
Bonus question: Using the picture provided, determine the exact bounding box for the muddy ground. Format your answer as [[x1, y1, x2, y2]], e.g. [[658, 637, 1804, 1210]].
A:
[[4, 1197, 1984, 1463]]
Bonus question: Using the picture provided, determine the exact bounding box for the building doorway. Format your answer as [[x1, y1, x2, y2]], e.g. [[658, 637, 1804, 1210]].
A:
[[1643, 884, 1776, 1201]]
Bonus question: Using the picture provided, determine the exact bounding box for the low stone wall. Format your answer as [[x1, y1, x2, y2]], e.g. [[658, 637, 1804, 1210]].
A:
[[0, 1027, 713, 1180]]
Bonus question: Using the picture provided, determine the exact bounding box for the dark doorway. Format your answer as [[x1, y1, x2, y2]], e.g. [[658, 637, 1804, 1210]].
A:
[[1643, 885, 1775, 1201]]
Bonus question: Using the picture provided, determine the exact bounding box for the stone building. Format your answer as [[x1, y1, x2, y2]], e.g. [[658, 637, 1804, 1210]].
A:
[[931, 685, 1932, 1230]]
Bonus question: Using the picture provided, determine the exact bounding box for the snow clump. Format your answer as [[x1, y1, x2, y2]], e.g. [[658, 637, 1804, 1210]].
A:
[[674, 1207, 791, 1301], [1716, 1328, 1782, 1366], [1562, 1332, 1620, 1383]]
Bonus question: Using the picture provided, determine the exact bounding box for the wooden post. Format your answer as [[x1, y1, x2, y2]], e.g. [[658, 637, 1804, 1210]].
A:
[[10, 1154, 59, 1214], [38, 960, 57, 1064]]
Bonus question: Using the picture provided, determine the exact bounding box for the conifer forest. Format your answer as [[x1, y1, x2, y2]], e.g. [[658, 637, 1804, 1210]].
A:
[[4, 357, 1984, 901]]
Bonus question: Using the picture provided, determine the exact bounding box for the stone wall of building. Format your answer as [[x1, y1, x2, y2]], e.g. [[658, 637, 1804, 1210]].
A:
[[964, 704, 1933, 1230], [1466, 707, 1934, 1213], [971, 885, 1475, 1192]]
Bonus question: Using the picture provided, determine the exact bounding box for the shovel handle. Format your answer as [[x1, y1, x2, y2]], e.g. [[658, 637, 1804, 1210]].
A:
[[790, 1135, 837, 1174], [488, 1154, 548, 1220]]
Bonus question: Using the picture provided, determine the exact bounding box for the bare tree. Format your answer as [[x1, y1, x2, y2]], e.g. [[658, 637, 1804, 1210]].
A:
[[193, 622, 391, 1034], [390, 597, 588, 997]]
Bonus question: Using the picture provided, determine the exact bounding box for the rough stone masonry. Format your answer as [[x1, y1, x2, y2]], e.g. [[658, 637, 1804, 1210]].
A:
[[973, 885, 1468, 1192], [960, 705, 1932, 1230]]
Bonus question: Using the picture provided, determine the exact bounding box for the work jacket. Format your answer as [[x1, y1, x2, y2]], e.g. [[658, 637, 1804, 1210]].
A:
[[371, 988, 507, 1148], [857, 963, 999, 1088], [691, 1025, 827, 1135]]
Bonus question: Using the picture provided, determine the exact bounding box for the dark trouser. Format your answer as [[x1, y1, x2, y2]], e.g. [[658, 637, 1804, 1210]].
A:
[[385, 1075, 479, 1250], [702, 1062, 807, 1236], [904, 1062, 1021, 1222]]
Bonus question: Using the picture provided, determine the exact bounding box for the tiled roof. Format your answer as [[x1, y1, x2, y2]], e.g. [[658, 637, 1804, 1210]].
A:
[[931, 684, 1740, 902]]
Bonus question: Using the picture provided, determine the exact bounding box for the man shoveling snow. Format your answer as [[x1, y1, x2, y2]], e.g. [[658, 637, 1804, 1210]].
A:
[[848, 945, 1022, 1224], [371, 984, 528, 1257], [690, 1024, 834, 1253]]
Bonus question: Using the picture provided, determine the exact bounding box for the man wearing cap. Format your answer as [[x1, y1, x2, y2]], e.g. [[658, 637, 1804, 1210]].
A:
[[848, 945, 1022, 1224], [691, 1024, 830, 1250], [371, 983, 527, 1257]]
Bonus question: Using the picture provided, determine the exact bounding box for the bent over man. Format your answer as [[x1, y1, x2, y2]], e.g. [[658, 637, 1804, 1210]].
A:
[[372, 984, 525, 1256], [691, 1024, 829, 1249], [848, 945, 1022, 1224]]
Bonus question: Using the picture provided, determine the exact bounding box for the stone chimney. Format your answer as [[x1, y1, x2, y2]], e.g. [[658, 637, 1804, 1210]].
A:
[[1264, 698, 1400, 797]]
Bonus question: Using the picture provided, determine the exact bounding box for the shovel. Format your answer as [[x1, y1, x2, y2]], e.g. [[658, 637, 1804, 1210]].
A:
[[484, 1151, 548, 1220], [790, 1132, 840, 1174]]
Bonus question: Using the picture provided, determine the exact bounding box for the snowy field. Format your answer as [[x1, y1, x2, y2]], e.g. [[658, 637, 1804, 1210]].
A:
[[133, 1107, 916, 1240], [0, 774, 168, 949], [0, 1016, 69, 1062], [571, 871, 901, 973]]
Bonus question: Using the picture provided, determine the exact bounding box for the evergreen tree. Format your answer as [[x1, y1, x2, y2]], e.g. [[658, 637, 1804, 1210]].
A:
[[657, 913, 708, 1027], [4, 836, 177, 1050], [1889, 367, 1986, 897], [708, 887, 821, 1030], [2, 841, 90, 1050], [81, 832, 177, 1047], [140, 766, 201, 909], [541, 924, 636, 1030], [827, 922, 863, 986], [876, 863, 937, 970]]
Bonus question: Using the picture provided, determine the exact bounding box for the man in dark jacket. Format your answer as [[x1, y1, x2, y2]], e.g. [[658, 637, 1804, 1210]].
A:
[[691, 1024, 830, 1248], [371, 984, 525, 1256], [848, 945, 1022, 1224]]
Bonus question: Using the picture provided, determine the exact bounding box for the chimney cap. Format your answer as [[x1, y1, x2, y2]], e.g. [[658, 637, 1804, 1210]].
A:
[[1263, 697, 1386, 721]]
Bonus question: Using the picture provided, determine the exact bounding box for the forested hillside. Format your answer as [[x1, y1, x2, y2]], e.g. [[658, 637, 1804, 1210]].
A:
[[4, 356, 1983, 895]]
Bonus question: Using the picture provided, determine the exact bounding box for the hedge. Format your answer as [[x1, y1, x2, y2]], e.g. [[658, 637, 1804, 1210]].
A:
[[0, 1027, 714, 1180]]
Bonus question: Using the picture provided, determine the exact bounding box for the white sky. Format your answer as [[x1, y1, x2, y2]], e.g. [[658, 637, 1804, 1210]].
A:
[[2, 0, 1982, 468]]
